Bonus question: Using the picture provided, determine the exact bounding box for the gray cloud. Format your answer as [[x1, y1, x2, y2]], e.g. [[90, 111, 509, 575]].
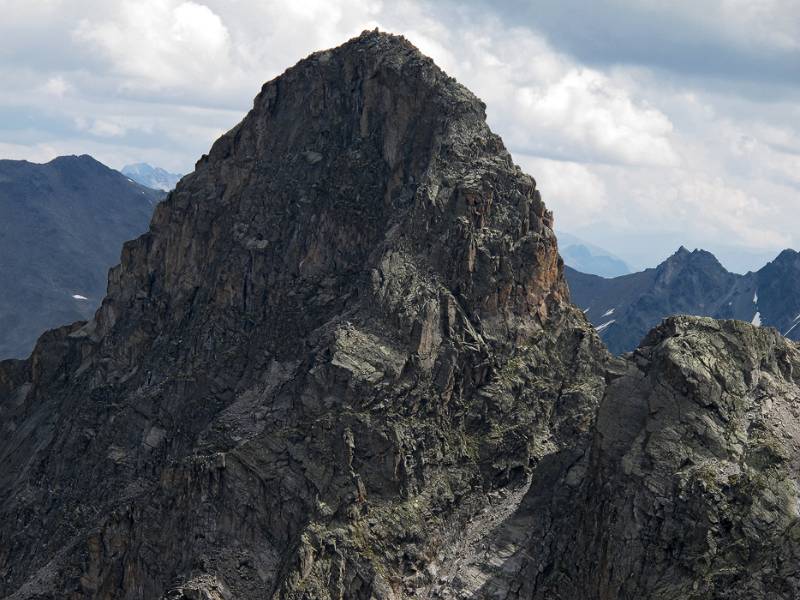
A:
[[0, 0, 797, 271], [465, 0, 800, 87]]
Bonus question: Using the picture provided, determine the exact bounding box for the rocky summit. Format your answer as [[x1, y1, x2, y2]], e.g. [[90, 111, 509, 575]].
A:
[[1, 31, 798, 600]]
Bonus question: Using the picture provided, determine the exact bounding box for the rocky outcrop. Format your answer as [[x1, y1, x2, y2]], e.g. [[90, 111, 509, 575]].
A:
[[508, 317, 800, 599], [0, 31, 606, 599], [1, 30, 798, 600]]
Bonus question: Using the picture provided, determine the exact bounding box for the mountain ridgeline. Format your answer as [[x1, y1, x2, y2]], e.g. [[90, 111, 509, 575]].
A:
[[1, 32, 799, 600], [122, 163, 183, 191], [557, 231, 631, 277], [0, 155, 162, 358], [568, 246, 800, 354]]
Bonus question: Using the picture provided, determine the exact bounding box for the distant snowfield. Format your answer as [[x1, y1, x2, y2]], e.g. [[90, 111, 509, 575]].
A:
[[72, 294, 88, 300], [122, 163, 182, 192]]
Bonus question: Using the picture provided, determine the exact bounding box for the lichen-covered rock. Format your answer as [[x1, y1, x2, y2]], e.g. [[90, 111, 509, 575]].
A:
[[497, 316, 800, 599]]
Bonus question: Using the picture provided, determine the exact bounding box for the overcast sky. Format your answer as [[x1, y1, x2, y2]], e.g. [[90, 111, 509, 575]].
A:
[[2, 0, 798, 271]]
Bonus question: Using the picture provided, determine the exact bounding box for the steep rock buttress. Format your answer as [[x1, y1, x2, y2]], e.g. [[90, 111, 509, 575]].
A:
[[0, 31, 605, 599]]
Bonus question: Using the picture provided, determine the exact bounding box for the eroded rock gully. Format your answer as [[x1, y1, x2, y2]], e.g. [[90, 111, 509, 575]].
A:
[[1, 31, 798, 600]]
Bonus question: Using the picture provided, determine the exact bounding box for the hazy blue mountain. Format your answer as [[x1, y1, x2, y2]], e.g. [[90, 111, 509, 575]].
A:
[[567, 246, 800, 353], [557, 230, 631, 277], [563, 225, 782, 273], [0, 154, 162, 358], [121, 162, 182, 191]]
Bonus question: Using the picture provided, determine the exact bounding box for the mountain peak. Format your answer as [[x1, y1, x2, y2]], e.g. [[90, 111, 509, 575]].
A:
[[0, 153, 160, 358], [0, 154, 105, 171], [315, 29, 442, 73], [662, 246, 725, 271], [330, 28, 421, 56], [569, 243, 800, 354], [47, 153, 102, 166], [201, 27, 488, 175], [119, 26, 562, 351], [0, 32, 580, 597], [769, 248, 800, 266], [121, 162, 182, 191], [44, 154, 119, 178]]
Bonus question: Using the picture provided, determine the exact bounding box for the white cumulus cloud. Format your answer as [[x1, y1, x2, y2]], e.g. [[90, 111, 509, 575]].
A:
[[74, 1, 234, 91], [0, 0, 797, 271]]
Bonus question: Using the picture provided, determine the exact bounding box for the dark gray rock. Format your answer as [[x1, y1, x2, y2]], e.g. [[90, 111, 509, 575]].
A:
[[0, 31, 606, 599], [507, 316, 800, 599]]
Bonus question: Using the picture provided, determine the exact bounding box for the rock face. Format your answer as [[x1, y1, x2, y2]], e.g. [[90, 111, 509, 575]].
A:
[[1, 31, 798, 600], [514, 317, 800, 599], [568, 246, 800, 353], [0, 31, 605, 599], [0, 155, 162, 358]]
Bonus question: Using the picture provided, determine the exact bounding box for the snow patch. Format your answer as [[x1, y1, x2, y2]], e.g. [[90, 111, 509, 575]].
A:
[[72, 294, 88, 300], [601, 308, 615, 318], [753, 290, 758, 304], [751, 312, 761, 326], [596, 320, 616, 333]]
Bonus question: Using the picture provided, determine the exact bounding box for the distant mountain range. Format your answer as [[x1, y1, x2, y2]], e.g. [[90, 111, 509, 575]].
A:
[[567, 246, 800, 353], [0, 155, 162, 358], [121, 162, 182, 191], [556, 231, 631, 277]]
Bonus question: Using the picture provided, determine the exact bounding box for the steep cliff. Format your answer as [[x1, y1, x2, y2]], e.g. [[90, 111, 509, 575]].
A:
[[0, 31, 606, 599]]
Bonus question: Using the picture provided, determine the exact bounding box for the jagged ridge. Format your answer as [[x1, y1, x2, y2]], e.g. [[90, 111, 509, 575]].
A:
[[568, 246, 800, 353]]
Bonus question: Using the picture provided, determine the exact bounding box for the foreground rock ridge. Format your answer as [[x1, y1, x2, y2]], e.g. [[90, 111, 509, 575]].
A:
[[1, 31, 798, 600]]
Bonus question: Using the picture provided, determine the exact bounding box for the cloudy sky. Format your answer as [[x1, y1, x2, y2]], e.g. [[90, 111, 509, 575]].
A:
[[2, 0, 799, 271]]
